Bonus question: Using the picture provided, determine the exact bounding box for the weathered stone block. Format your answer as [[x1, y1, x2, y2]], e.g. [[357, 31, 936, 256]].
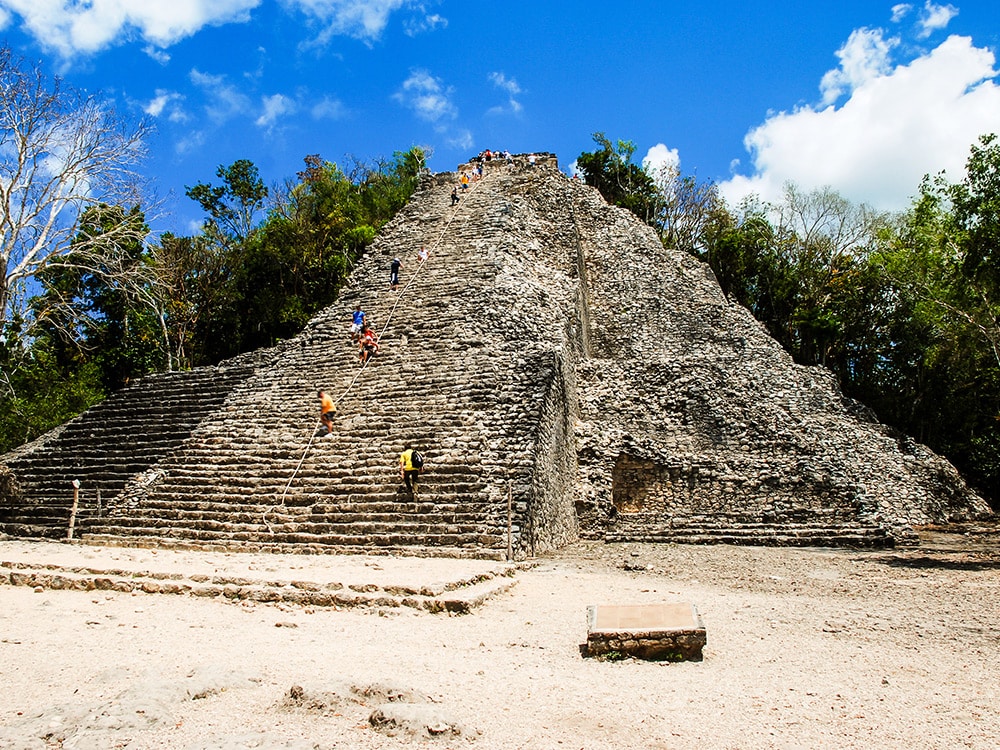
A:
[[584, 603, 706, 661]]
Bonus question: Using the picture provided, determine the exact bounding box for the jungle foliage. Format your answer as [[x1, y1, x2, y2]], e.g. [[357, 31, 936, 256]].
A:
[[0, 146, 427, 454]]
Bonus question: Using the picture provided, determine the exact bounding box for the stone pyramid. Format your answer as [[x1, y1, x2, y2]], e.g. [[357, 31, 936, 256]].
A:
[[0, 154, 990, 557]]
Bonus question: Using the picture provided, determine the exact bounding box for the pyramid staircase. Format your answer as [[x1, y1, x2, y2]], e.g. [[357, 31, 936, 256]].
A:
[[2, 166, 567, 559], [0, 365, 254, 538]]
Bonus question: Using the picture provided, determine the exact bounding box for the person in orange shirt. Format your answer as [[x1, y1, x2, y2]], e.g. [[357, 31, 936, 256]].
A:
[[318, 390, 336, 436]]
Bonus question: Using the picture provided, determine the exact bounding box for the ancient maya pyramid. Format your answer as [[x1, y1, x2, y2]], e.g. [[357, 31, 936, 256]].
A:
[[0, 154, 991, 558]]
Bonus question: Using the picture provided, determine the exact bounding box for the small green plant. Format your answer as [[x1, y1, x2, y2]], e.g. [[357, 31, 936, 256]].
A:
[[597, 650, 626, 662]]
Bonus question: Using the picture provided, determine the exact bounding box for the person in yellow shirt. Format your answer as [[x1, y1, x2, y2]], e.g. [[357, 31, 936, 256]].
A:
[[398, 447, 423, 496]]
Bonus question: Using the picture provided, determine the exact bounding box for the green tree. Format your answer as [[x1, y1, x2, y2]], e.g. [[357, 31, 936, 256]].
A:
[[0, 332, 104, 453], [952, 134, 1000, 290], [185, 159, 268, 245], [179, 147, 427, 362], [576, 133, 660, 224]]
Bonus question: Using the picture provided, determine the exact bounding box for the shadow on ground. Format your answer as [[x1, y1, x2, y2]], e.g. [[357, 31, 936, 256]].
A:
[[878, 554, 1000, 571], [866, 521, 1000, 571]]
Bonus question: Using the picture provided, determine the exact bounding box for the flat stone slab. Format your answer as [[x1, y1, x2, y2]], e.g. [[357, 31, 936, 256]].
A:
[[584, 603, 706, 661]]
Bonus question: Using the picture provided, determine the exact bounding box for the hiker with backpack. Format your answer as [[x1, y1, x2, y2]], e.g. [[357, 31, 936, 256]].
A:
[[399, 447, 424, 496]]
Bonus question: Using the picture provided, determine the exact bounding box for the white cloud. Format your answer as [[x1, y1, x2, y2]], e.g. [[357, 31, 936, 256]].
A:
[[487, 71, 523, 115], [0, 0, 420, 56], [447, 129, 474, 151], [256, 93, 297, 129], [720, 34, 1000, 212], [143, 45, 171, 65], [403, 12, 446, 37], [311, 96, 345, 120], [919, 1, 958, 37], [175, 131, 207, 157], [489, 72, 521, 97], [144, 89, 187, 123], [282, 0, 410, 42], [891, 4, 913, 23], [394, 69, 457, 123], [643, 144, 680, 176], [819, 28, 896, 105], [0, 0, 260, 57], [189, 69, 253, 124]]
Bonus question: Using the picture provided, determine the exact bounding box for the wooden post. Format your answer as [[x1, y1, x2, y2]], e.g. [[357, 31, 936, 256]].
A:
[[507, 482, 513, 561], [67, 479, 81, 541]]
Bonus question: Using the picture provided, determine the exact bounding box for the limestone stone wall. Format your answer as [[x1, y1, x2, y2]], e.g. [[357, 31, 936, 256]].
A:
[[562, 172, 990, 541]]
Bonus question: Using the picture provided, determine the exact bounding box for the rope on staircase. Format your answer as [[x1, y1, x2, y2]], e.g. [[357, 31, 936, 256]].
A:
[[270, 169, 493, 516]]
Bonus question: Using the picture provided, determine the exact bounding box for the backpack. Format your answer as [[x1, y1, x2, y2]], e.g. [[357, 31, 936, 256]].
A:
[[410, 450, 424, 469]]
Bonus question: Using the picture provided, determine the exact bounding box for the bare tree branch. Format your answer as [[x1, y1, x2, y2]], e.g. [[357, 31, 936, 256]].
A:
[[0, 45, 149, 327]]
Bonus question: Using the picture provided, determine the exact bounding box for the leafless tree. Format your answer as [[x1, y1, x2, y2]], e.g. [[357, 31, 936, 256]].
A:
[[776, 183, 886, 258], [0, 45, 149, 332], [647, 162, 721, 255]]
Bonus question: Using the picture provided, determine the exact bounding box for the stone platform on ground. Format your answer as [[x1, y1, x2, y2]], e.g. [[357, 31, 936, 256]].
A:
[[584, 602, 707, 661], [0, 539, 521, 614]]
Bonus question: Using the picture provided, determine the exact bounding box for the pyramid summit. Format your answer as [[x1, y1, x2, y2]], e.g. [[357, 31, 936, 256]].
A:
[[0, 154, 991, 556]]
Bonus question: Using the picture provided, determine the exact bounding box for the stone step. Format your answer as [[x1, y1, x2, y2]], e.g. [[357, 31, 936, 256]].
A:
[[89, 504, 491, 524], [78, 527, 507, 551], [612, 510, 872, 527], [73, 534, 512, 560], [0, 522, 68, 539], [85, 514, 497, 536], [104, 486, 492, 507], [605, 523, 893, 548], [0, 557, 519, 611]]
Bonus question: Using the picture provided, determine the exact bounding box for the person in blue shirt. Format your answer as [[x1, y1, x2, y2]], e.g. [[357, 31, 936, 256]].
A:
[[350, 305, 366, 342]]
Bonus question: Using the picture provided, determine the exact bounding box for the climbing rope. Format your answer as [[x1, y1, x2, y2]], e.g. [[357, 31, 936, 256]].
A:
[[272, 167, 493, 511]]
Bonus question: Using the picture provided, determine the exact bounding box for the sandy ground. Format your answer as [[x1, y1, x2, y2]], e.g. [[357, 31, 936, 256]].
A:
[[1, 527, 999, 750]]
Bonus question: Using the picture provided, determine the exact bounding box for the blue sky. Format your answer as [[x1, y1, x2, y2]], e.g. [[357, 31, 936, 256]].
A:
[[1, 0, 998, 234]]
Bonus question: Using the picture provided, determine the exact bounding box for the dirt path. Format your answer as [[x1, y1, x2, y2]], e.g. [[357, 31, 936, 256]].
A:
[[2, 528, 999, 749]]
